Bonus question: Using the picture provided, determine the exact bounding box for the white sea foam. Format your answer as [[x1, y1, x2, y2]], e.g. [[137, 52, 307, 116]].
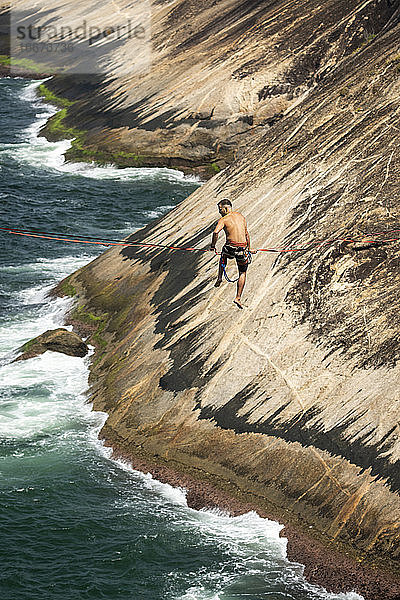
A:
[[107, 459, 364, 600], [0, 277, 90, 440], [19, 78, 51, 106], [0, 80, 71, 170], [59, 160, 201, 183], [141, 470, 189, 506], [0, 350, 90, 439], [0, 283, 106, 450], [19, 79, 57, 138], [0, 297, 71, 353], [174, 505, 364, 600], [0, 136, 72, 170], [0, 254, 92, 352], [0, 254, 92, 276], [0, 255, 93, 316], [179, 591, 364, 600]]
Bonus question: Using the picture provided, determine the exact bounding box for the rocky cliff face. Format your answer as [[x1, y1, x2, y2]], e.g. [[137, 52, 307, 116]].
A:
[[6, 0, 399, 175], [12, 0, 400, 597]]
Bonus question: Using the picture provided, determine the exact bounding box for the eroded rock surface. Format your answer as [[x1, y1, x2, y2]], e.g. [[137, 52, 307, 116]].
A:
[[6, 0, 399, 175], [8, 0, 400, 596], [15, 328, 88, 362], [54, 7, 400, 597]]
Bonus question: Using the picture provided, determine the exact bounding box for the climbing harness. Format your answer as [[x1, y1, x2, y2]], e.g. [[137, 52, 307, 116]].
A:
[[220, 246, 253, 283]]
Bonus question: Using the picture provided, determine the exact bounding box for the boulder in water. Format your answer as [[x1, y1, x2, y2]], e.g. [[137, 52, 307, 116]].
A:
[[14, 328, 88, 362]]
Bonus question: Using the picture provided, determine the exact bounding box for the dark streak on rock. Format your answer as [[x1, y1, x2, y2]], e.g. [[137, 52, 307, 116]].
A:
[[198, 391, 400, 492]]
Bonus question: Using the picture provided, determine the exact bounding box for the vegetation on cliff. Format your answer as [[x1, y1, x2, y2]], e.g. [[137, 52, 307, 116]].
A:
[[0, 54, 46, 75]]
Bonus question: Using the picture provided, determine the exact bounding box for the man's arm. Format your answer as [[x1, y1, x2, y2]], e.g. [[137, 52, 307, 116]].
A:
[[245, 221, 250, 249], [210, 218, 225, 250]]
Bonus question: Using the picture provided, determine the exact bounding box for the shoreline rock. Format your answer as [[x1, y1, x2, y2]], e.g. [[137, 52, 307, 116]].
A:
[[14, 328, 88, 362], [8, 0, 398, 177]]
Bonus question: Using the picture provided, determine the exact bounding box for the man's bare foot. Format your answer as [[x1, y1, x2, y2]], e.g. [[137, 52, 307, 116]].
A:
[[214, 279, 222, 287], [234, 299, 244, 309]]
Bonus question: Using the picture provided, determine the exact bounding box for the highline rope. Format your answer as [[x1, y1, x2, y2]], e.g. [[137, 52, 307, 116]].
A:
[[1, 225, 400, 255]]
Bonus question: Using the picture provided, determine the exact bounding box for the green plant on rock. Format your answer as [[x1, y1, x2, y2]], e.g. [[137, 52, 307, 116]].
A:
[[0, 55, 11, 65], [38, 84, 75, 108], [209, 162, 221, 174], [60, 278, 77, 297], [74, 306, 105, 324], [115, 151, 145, 166], [21, 338, 36, 352], [92, 320, 108, 350], [72, 305, 109, 350], [0, 54, 45, 73], [44, 109, 88, 152], [339, 86, 350, 97], [353, 33, 377, 54], [37, 86, 160, 169], [45, 109, 73, 138]]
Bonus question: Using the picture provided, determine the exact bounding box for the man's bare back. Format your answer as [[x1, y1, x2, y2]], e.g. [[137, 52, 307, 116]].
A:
[[218, 211, 248, 245]]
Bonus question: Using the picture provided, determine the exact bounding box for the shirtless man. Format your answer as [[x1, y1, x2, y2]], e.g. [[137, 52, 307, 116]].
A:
[[210, 198, 251, 309]]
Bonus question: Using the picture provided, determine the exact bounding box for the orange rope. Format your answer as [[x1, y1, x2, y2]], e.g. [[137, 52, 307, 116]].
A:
[[1, 226, 399, 255]]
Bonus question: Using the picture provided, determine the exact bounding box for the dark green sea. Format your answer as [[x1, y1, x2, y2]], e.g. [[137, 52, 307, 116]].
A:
[[0, 78, 363, 600]]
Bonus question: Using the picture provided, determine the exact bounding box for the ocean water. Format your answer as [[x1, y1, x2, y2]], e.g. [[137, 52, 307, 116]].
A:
[[0, 78, 364, 600]]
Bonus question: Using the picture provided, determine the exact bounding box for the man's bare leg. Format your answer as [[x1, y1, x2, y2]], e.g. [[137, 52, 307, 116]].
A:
[[234, 272, 246, 308], [214, 257, 225, 287]]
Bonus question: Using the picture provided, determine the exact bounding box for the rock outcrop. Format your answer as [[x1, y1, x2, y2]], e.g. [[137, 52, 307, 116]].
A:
[[15, 328, 89, 361], [5, 0, 399, 175]]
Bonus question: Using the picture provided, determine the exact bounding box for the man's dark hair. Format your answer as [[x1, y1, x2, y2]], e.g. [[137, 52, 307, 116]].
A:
[[217, 198, 232, 208]]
